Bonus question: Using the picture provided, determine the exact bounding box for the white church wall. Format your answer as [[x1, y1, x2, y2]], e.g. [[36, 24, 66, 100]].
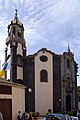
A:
[[35, 50, 53, 115]]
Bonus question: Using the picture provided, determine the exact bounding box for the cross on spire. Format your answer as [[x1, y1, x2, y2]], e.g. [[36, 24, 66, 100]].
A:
[[68, 43, 70, 49], [67, 43, 70, 52]]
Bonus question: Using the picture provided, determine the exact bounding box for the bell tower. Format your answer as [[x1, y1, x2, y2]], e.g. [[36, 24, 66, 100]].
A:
[[5, 10, 26, 83]]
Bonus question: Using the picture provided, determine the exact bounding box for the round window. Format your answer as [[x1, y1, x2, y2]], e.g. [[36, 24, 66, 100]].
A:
[[40, 55, 48, 62]]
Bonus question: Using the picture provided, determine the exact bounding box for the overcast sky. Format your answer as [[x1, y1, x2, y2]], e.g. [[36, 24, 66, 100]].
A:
[[0, 0, 80, 85]]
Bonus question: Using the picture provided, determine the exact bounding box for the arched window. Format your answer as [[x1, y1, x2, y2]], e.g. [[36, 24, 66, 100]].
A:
[[67, 58, 70, 68], [13, 27, 15, 35], [18, 27, 22, 37], [40, 69, 48, 82], [17, 54, 23, 66]]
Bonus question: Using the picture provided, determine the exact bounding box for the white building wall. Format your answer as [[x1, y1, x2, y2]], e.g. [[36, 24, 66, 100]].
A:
[[35, 50, 53, 115], [0, 82, 25, 120], [16, 43, 23, 80], [12, 85, 25, 120]]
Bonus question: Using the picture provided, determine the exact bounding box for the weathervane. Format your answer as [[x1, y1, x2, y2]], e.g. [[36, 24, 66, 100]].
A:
[[15, 9, 18, 17]]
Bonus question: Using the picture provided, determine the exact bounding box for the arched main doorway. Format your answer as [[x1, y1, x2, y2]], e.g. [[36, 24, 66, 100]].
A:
[[66, 95, 71, 111]]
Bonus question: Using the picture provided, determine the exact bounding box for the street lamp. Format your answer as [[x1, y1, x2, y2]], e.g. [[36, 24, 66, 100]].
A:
[[59, 99, 61, 112], [28, 88, 32, 93], [59, 99, 61, 102]]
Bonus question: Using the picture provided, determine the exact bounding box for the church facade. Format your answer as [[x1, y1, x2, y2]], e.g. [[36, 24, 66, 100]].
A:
[[5, 12, 78, 115], [24, 47, 78, 115]]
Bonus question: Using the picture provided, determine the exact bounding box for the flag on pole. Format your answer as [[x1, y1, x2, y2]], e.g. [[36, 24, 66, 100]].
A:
[[0, 56, 11, 78], [0, 69, 4, 78], [3, 56, 11, 71]]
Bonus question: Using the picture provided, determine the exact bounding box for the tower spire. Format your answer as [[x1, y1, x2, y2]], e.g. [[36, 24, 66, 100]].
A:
[[13, 9, 19, 23]]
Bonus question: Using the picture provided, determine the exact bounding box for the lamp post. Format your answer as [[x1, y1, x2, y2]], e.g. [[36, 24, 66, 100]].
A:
[[59, 99, 61, 112], [27, 87, 32, 111]]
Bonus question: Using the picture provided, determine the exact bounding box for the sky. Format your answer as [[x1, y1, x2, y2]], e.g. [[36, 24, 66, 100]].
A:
[[0, 0, 80, 85]]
